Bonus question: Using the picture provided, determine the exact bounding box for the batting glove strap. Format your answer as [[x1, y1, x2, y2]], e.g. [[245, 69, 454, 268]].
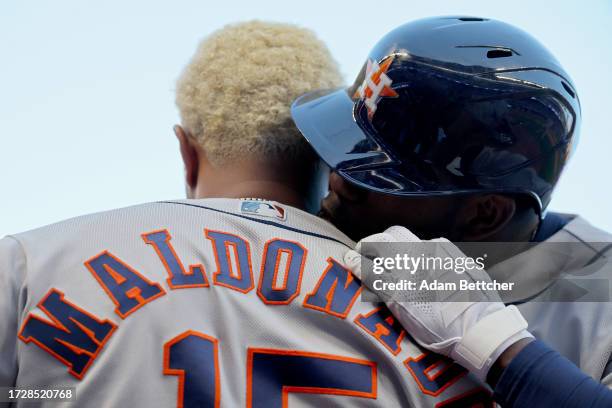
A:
[[451, 305, 532, 382]]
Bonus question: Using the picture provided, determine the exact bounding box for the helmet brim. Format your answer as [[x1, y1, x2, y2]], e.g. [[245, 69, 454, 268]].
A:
[[291, 87, 394, 172], [291, 87, 456, 196]]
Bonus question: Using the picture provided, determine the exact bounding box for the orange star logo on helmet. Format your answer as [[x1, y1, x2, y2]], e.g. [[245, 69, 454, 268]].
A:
[[353, 56, 399, 120]]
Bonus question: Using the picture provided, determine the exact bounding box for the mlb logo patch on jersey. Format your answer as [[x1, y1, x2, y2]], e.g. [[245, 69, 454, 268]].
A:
[[239, 199, 286, 221]]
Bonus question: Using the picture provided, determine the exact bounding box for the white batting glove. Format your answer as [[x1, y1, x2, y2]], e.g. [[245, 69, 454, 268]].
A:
[[344, 226, 533, 382]]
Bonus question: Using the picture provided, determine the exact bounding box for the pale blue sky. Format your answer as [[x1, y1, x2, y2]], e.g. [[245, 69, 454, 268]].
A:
[[1, 0, 611, 237]]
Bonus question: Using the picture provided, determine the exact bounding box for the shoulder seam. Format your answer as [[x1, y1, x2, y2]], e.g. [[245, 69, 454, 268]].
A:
[[5, 236, 29, 279], [4, 235, 29, 321]]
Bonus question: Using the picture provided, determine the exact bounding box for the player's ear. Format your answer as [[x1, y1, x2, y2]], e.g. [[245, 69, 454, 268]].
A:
[[454, 194, 516, 241], [174, 125, 199, 197]]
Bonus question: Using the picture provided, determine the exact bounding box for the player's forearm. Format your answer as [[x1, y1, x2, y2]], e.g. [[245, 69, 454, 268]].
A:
[[487, 337, 534, 387], [491, 339, 612, 408]]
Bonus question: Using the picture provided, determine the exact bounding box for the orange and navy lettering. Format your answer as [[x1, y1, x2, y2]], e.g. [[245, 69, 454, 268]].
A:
[[404, 351, 467, 396], [205, 229, 254, 293], [246, 348, 377, 408], [303, 258, 361, 318], [354, 307, 406, 356], [257, 239, 307, 305], [142, 229, 209, 289], [18, 226, 485, 405], [18, 289, 117, 379], [163, 330, 221, 408], [84, 250, 166, 318]]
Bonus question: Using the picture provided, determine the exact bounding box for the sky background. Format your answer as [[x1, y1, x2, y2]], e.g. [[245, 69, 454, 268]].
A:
[[1, 0, 611, 237]]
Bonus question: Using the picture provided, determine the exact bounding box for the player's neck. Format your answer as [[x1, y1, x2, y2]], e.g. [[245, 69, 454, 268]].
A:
[[192, 161, 308, 210]]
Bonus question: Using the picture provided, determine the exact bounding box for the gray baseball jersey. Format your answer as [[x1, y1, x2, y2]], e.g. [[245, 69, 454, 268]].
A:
[[0, 199, 492, 408], [489, 215, 612, 386]]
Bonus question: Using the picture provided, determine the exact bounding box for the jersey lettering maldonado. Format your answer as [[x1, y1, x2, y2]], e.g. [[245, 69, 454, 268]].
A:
[[17, 220, 492, 407]]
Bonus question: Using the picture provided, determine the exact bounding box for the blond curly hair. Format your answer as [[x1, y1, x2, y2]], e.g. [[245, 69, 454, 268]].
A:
[[176, 21, 343, 166]]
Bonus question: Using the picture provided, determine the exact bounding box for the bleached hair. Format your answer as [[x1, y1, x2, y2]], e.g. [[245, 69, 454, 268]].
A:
[[176, 20, 343, 166]]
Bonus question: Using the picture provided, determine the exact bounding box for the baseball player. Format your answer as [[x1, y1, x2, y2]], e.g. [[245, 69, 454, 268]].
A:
[[0, 21, 501, 407], [292, 14, 612, 399]]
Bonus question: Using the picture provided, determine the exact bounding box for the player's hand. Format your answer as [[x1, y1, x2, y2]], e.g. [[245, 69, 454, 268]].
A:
[[344, 226, 533, 382]]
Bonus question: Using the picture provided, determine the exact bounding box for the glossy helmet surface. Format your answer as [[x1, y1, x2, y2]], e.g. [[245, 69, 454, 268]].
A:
[[291, 16, 580, 215]]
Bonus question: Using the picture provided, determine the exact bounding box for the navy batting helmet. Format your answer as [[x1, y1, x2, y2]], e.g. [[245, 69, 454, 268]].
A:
[[291, 16, 580, 216]]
